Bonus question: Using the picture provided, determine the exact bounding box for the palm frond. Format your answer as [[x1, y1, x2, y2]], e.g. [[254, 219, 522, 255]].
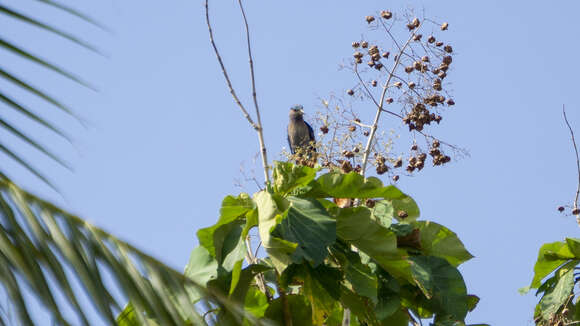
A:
[[0, 175, 233, 325]]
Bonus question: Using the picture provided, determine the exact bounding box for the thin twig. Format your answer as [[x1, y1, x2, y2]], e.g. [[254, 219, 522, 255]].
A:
[[360, 27, 419, 177], [563, 105, 580, 220], [204, 0, 257, 130], [350, 119, 373, 129], [238, 0, 270, 184]]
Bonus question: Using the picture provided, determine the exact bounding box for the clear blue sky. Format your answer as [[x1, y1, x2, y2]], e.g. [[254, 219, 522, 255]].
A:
[[2, 0, 580, 325]]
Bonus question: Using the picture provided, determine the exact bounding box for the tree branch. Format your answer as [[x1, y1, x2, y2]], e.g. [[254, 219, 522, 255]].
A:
[[563, 105, 580, 217]]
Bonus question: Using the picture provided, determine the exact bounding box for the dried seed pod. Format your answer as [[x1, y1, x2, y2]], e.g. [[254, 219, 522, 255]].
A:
[[411, 144, 418, 151], [432, 67, 441, 74], [446, 99, 455, 106], [376, 155, 386, 164], [443, 56, 452, 65], [341, 160, 353, 173], [392, 175, 400, 182], [355, 58, 363, 64], [343, 150, 355, 158], [386, 97, 394, 104], [409, 156, 417, 165], [412, 18, 420, 27], [371, 80, 378, 87], [365, 199, 376, 208], [406, 23, 415, 30], [434, 115, 442, 123], [413, 34, 422, 41], [573, 208, 580, 215], [354, 118, 361, 123], [429, 148, 441, 157], [361, 41, 369, 48], [558, 206, 565, 212], [393, 82, 402, 88], [432, 139, 440, 148], [441, 22, 449, 30], [444, 45, 453, 53], [368, 45, 379, 54], [394, 158, 402, 168], [372, 53, 381, 61], [353, 147, 360, 153], [353, 51, 363, 59], [436, 95, 445, 103], [382, 51, 390, 58], [438, 71, 447, 79], [348, 125, 356, 132], [421, 56, 430, 62], [363, 130, 370, 136], [375, 63, 384, 70], [435, 41, 444, 47], [366, 16, 375, 23], [414, 160, 424, 170], [433, 83, 442, 91], [381, 10, 392, 19], [408, 81, 416, 89], [405, 66, 414, 73], [418, 153, 427, 161], [352, 42, 360, 48], [354, 165, 362, 173], [376, 164, 388, 175], [320, 125, 329, 134], [368, 61, 375, 67], [413, 61, 422, 70], [406, 165, 415, 172], [347, 89, 355, 96], [427, 35, 436, 43]]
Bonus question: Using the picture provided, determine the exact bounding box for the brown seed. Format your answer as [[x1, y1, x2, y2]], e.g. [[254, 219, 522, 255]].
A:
[[441, 22, 449, 30], [444, 45, 453, 53], [368, 61, 375, 67], [355, 58, 362, 64], [435, 41, 444, 47], [376, 163, 388, 175], [408, 81, 416, 89], [375, 63, 384, 70], [371, 80, 378, 87], [412, 18, 420, 27], [443, 56, 452, 65], [354, 165, 362, 173], [352, 42, 360, 48], [411, 144, 418, 150], [406, 164, 415, 172], [418, 153, 427, 161], [366, 16, 375, 23], [433, 83, 442, 91], [320, 125, 329, 134], [421, 56, 430, 62], [381, 10, 392, 19], [413, 34, 422, 41], [405, 66, 414, 73], [394, 82, 402, 88], [353, 51, 363, 59], [413, 61, 422, 70], [438, 71, 447, 79], [558, 206, 565, 212], [382, 52, 390, 58], [439, 64, 449, 72], [343, 150, 354, 158], [446, 99, 455, 106], [392, 175, 400, 182], [398, 210, 409, 218], [432, 140, 440, 148], [353, 147, 360, 153], [372, 53, 381, 61], [573, 208, 580, 215], [348, 125, 356, 132], [427, 35, 436, 43], [386, 97, 394, 103], [365, 198, 376, 208], [363, 130, 370, 136], [354, 118, 361, 123], [361, 41, 369, 48], [341, 160, 353, 173], [406, 23, 415, 30], [394, 158, 402, 168], [347, 89, 354, 96]]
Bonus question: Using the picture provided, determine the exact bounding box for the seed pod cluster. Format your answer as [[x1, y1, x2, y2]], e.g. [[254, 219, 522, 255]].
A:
[[376, 155, 388, 175], [402, 103, 442, 132], [424, 93, 446, 107], [380, 10, 392, 19], [429, 140, 451, 166], [406, 152, 426, 172]]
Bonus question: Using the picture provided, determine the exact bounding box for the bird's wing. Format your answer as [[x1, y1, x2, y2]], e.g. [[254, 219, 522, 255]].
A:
[[287, 133, 295, 154], [305, 121, 315, 141]]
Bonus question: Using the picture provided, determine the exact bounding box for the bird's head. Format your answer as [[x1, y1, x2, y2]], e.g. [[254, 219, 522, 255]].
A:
[[289, 104, 304, 120]]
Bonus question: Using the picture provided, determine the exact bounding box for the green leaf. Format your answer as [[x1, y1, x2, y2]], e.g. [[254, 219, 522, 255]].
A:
[[538, 260, 576, 321], [529, 241, 574, 289], [378, 308, 408, 326], [344, 250, 378, 304], [303, 172, 410, 199], [466, 295, 480, 312], [415, 221, 473, 267], [263, 295, 313, 326], [409, 256, 468, 321], [565, 238, 580, 257], [243, 287, 269, 321], [254, 191, 296, 273], [375, 197, 420, 223], [272, 161, 318, 195], [275, 196, 336, 265]]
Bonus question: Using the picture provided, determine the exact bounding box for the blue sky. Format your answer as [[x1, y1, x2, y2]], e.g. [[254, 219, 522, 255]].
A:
[[2, 0, 580, 324]]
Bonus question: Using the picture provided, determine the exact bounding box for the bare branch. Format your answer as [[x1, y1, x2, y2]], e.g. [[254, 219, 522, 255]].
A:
[[360, 26, 419, 177], [563, 105, 580, 215], [237, 0, 270, 184], [204, 0, 256, 129]]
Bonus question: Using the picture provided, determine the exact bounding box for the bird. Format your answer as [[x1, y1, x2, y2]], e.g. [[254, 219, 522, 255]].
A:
[[287, 105, 316, 156]]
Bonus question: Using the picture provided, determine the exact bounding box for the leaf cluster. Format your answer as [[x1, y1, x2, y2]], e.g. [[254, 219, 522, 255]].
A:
[[185, 162, 484, 325]]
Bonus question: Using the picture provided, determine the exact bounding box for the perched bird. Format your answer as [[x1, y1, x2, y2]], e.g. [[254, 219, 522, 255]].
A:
[[287, 105, 315, 155]]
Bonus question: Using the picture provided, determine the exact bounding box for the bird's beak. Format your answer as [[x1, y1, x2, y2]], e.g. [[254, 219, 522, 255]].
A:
[[299, 108, 304, 114]]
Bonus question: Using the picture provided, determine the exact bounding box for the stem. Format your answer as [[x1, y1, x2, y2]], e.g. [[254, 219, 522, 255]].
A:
[[360, 28, 418, 177], [277, 279, 292, 326], [563, 105, 580, 225], [237, 0, 270, 184]]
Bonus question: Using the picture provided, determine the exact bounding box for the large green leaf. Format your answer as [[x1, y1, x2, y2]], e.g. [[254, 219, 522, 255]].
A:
[[263, 295, 313, 326], [275, 196, 336, 265], [272, 161, 318, 195], [538, 260, 576, 321], [409, 256, 468, 321], [415, 221, 473, 267], [303, 172, 409, 200], [528, 240, 575, 289]]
